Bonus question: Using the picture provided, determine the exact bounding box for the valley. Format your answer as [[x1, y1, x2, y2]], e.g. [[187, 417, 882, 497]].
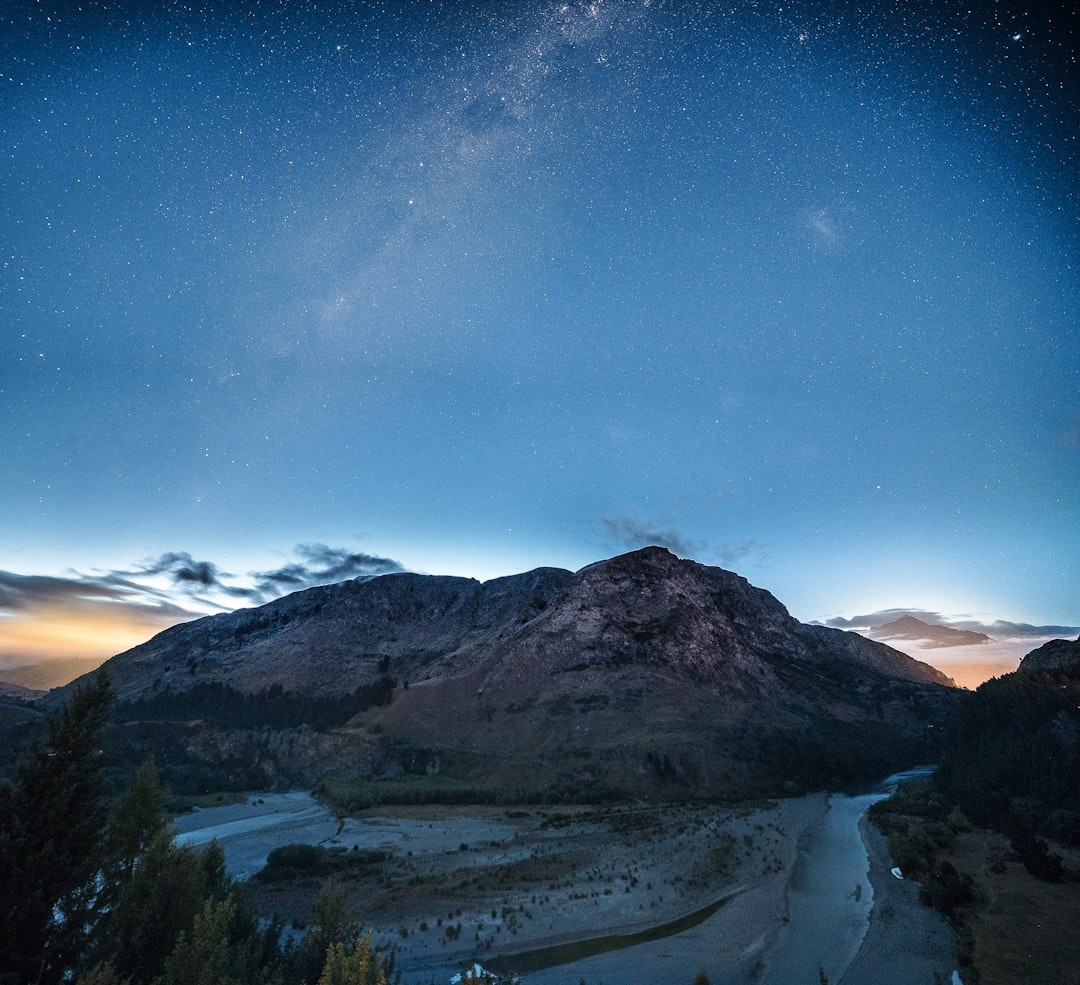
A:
[[174, 780, 956, 985]]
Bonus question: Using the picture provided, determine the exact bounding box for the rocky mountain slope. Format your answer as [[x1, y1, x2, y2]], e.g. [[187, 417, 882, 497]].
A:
[[60, 548, 959, 800], [1018, 635, 1080, 672]]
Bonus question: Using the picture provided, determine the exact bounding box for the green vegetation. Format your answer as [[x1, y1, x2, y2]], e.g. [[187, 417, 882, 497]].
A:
[[869, 663, 1080, 984], [253, 844, 388, 883], [113, 677, 396, 732], [0, 673, 398, 985], [318, 773, 624, 812], [936, 668, 1080, 847]]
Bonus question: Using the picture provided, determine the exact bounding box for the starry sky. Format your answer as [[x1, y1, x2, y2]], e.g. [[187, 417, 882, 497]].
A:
[[2, 0, 1078, 685]]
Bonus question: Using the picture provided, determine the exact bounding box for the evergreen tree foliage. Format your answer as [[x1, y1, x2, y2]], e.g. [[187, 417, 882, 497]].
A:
[[0, 671, 113, 985], [91, 831, 233, 985], [158, 899, 238, 985], [315, 937, 387, 985], [935, 668, 1080, 844], [107, 759, 167, 878], [112, 678, 395, 732]]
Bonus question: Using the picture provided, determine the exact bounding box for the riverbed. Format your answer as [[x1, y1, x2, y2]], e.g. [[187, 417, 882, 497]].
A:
[[171, 773, 956, 985]]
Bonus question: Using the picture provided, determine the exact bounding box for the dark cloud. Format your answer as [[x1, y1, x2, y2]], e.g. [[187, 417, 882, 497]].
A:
[[825, 608, 1080, 640], [251, 544, 403, 598], [119, 552, 258, 603], [1, 544, 406, 625], [599, 517, 766, 572], [599, 517, 696, 557], [0, 569, 201, 621]]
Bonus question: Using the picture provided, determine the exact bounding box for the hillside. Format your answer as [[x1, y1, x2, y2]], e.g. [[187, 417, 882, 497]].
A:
[[1017, 635, 1080, 672], [61, 548, 959, 801]]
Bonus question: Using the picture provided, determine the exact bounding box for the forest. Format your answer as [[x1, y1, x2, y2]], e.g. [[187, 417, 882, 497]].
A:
[[0, 673, 396, 985]]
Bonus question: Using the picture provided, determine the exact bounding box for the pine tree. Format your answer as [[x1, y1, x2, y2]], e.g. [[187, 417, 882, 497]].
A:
[[0, 671, 113, 985], [158, 898, 237, 985], [316, 937, 387, 985], [91, 831, 232, 985]]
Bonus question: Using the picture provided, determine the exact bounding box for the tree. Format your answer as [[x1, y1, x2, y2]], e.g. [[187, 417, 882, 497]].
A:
[[158, 898, 238, 985], [107, 758, 167, 879], [316, 937, 387, 985], [0, 671, 113, 985], [90, 831, 232, 985]]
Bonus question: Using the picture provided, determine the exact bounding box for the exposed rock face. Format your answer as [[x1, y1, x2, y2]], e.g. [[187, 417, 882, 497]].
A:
[[60, 548, 958, 799], [1018, 636, 1080, 673], [67, 547, 949, 703], [869, 615, 994, 648]]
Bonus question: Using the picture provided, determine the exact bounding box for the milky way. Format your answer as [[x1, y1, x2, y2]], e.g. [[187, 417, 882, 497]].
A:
[[2, 0, 1077, 647]]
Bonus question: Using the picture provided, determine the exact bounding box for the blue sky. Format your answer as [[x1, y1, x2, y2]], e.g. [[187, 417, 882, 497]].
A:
[[2, 0, 1077, 679]]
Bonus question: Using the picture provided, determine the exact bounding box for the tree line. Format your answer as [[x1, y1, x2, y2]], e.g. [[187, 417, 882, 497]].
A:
[[935, 666, 1080, 846], [112, 677, 396, 732], [0, 672, 395, 985]]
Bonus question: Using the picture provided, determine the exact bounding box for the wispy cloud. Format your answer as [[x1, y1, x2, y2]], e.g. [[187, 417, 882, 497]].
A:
[[0, 544, 405, 671], [118, 552, 258, 602], [819, 608, 1079, 688], [599, 516, 696, 557], [711, 538, 766, 567], [598, 516, 765, 571], [251, 544, 404, 598], [0, 569, 199, 621]]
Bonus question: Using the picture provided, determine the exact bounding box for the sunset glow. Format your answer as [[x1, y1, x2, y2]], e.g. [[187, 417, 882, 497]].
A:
[[0, 605, 187, 669]]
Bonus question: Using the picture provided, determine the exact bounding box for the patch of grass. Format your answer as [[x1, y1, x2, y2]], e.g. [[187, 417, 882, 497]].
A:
[[945, 829, 1080, 985]]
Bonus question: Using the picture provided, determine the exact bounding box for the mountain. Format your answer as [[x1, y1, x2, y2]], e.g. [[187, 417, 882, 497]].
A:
[[869, 615, 994, 648], [1017, 635, 1080, 673], [59, 548, 958, 800], [1, 658, 103, 692], [0, 679, 45, 701]]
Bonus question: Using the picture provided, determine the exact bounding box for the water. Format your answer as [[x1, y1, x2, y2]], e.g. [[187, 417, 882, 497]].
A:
[[754, 791, 882, 984]]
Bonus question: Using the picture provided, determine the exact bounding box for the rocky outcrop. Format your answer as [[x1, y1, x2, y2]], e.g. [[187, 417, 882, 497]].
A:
[[1018, 636, 1080, 673], [60, 547, 949, 703]]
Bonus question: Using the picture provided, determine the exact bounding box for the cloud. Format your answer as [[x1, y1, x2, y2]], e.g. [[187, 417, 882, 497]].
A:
[[824, 608, 1080, 641], [599, 517, 764, 571], [0, 570, 204, 670], [0, 544, 407, 671], [711, 538, 765, 567], [252, 544, 404, 598], [122, 552, 258, 601], [599, 517, 696, 557], [0, 570, 200, 621]]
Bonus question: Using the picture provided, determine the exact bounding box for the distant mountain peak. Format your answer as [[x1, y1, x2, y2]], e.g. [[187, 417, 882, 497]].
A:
[[869, 615, 994, 648]]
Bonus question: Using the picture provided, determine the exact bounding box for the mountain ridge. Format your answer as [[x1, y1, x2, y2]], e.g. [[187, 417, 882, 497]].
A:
[[57, 547, 959, 800], [869, 615, 995, 648]]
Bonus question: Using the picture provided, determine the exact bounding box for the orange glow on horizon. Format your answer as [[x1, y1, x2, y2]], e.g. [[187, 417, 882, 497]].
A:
[[0, 605, 189, 667]]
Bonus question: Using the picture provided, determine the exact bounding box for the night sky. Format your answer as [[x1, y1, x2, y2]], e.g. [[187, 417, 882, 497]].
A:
[[2, 0, 1078, 684]]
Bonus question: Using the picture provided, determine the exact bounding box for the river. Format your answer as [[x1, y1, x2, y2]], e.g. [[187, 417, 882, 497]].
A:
[[752, 767, 937, 984], [520, 766, 942, 985], [171, 768, 949, 984]]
